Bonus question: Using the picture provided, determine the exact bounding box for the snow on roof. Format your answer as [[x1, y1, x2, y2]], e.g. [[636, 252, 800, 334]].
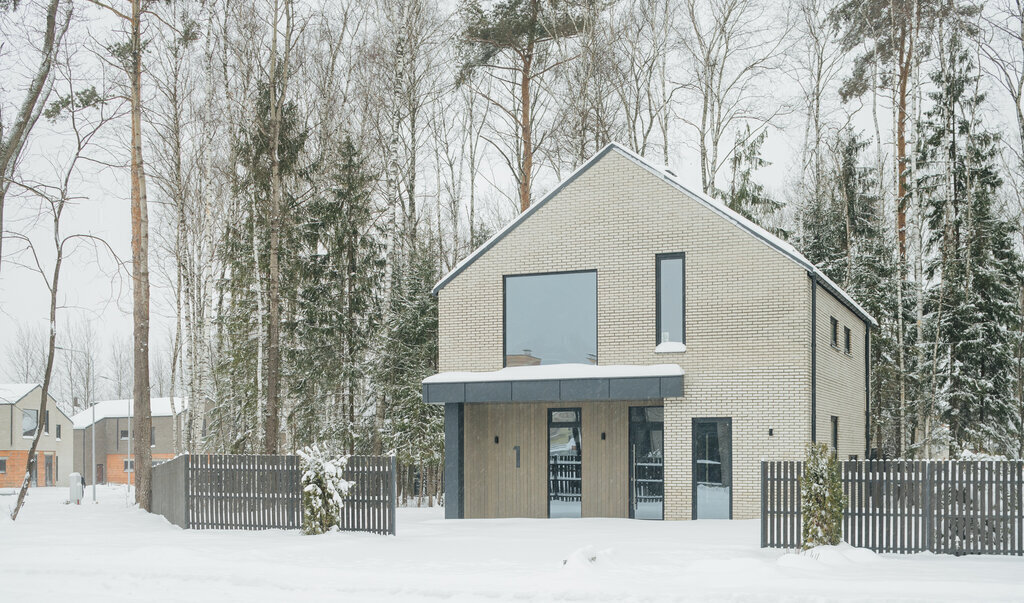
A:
[[0, 383, 40, 405], [431, 142, 877, 327], [72, 397, 188, 429], [423, 363, 683, 385]]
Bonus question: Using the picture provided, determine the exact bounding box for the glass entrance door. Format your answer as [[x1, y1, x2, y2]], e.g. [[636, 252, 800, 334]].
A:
[[693, 418, 732, 519], [548, 408, 582, 518], [629, 406, 664, 519]]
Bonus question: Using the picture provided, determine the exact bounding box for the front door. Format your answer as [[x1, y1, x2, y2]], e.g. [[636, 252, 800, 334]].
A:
[[44, 454, 54, 486], [96, 464, 105, 484], [692, 418, 732, 519], [548, 408, 582, 518], [629, 406, 664, 519]]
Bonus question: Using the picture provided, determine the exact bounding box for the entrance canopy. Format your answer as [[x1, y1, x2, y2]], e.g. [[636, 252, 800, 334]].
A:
[[423, 363, 683, 405]]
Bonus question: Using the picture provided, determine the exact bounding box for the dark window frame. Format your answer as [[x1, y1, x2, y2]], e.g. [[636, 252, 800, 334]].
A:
[[655, 252, 686, 346], [502, 269, 598, 368], [0, 457, 6, 473], [547, 407, 583, 519], [831, 416, 839, 455], [150, 426, 156, 447], [56, 424, 62, 440], [830, 317, 839, 348], [44, 410, 50, 435], [844, 326, 852, 355], [691, 417, 732, 520], [124, 459, 134, 473], [120, 429, 129, 440]]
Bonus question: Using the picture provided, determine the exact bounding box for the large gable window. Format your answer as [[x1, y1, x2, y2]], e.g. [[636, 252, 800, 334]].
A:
[[656, 253, 685, 350], [504, 270, 597, 366], [22, 409, 38, 438]]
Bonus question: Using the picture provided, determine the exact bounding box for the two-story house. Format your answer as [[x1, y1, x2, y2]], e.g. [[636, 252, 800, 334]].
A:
[[423, 143, 874, 521], [72, 397, 187, 485], [0, 384, 74, 488]]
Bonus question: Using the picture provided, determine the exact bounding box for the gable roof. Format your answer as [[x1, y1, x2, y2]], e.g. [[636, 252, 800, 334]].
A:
[[72, 397, 188, 430], [0, 383, 40, 405], [432, 142, 876, 327]]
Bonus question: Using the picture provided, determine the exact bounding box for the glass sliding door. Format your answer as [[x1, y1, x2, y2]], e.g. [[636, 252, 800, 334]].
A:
[[692, 418, 732, 519], [548, 408, 582, 518], [629, 406, 664, 520]]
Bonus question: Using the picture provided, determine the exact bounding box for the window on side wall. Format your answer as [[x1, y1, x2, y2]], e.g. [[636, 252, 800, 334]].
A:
[[22, 409, 38, 438], [831, 416, 839, 456], [504, 270, 597, 366], [844, 326, 852, 355], [56, 424, 62, 440], [0, 458, 7, 473], [151, 426, 156, 447], [124, 459, 134, 472], [656, 253, 685, 352], [830, 317, 839, 348], [120, 429, 129, 440]]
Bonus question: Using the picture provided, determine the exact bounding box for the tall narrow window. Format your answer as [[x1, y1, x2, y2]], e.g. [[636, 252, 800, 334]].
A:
[[656, 253, 685, 350], [151, 426, 156, 447], [56, 424, 62, 440], [844, 327, 852, 354], [44, 411, 50, 434], [831, 416, 839, 455], [830, 317, 839, 347]]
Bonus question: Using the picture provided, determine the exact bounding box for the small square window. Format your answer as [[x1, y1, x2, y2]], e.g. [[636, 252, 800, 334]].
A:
[[0, 458, 7, 474], [124, 459, 134, 472], [844, 327, 852, 354], [120, 429, 129, 440], [830, 317, 839, 348]]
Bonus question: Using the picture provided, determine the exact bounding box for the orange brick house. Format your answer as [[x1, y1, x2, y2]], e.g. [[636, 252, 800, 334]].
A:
[[0, 384, 74, 488], [72, 397, 187, 485]]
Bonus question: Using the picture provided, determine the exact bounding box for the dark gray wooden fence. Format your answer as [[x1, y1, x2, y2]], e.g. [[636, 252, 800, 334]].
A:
[[151, 454, 396, 534], [339, 456, 396, 536], [761, 460, 1024, 555]]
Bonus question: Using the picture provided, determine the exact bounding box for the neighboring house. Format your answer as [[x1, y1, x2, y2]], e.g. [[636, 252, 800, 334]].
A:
[[0, 384, 74, 488], [72, 398, 187, 485], [423, 143, 875, 521]]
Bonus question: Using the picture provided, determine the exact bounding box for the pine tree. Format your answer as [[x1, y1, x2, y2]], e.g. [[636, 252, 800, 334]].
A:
[[720, 126, 787, 238], [288, 138, 384, 453], [917, 32, 1024, 457]]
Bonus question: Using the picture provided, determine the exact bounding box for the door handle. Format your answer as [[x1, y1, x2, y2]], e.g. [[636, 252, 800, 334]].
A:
[[513, 445, 520, 468]]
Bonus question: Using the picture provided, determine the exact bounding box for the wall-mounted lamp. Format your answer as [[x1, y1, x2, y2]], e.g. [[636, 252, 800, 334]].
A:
[[768, 428, 774, 437], [494, 435, 499, 444]]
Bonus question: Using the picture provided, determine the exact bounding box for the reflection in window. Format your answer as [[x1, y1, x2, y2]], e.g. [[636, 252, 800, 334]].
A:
[[657, 254, 685, 344], [549, 408, 582, 518], [505, 271, 597, 366], [22, 409, 38, 438]]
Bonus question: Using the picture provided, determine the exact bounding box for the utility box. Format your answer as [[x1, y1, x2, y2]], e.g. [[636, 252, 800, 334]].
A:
[[69, 472, 84, 504]]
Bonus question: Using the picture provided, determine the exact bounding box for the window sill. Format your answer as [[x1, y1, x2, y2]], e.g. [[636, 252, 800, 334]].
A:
[[655, 342, 686, 354]]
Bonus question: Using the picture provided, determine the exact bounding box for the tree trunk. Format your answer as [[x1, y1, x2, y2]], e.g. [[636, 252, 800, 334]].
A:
[[519, 45, 533, 213], [0, 0, 66, 272], [130, 0, 153, 511]]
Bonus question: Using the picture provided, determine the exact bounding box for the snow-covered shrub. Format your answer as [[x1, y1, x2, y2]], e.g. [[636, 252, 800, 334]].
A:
[[801, 443, 845, 549], [297, 445, 354, 535]]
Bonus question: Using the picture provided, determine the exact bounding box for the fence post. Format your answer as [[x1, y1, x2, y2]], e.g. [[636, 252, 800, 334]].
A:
[[389, 455, 397, 536], [760, 461, 767, 548], [924, 462, 933, 553]]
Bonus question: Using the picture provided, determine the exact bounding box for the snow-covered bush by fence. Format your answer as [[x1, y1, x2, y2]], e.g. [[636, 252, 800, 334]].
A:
[[297, 445, 355, 535], [801, 443, 845, 549]]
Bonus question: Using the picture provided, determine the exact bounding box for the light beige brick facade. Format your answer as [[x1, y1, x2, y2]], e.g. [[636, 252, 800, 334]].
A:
[[436, 145, 870, 520]]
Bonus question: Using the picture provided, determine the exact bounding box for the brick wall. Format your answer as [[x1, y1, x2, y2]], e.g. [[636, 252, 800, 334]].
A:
[[815, 282, 869, 460], [104, 453, 176, 485], [0, 449, 61, 488], [436, 148, 865, 519]]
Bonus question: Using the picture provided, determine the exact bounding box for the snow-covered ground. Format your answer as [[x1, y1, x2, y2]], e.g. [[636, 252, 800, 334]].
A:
[[2, 486, 1022, 602]]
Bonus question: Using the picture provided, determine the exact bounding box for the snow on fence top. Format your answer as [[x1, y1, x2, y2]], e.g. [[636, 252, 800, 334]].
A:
[[72, 397, 188, 429], [423, 363, 683, 384]]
